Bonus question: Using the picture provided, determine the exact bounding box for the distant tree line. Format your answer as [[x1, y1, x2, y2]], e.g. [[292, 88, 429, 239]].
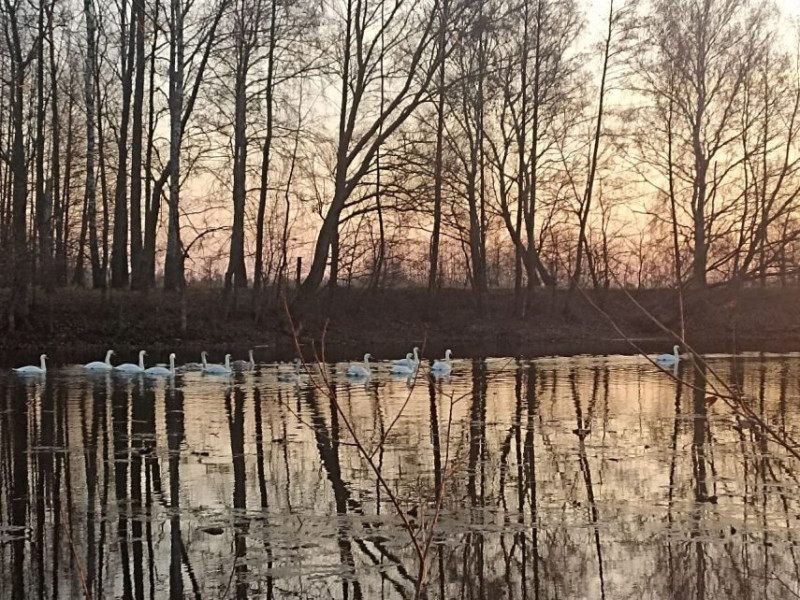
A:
[[0, 0, 798, 324]]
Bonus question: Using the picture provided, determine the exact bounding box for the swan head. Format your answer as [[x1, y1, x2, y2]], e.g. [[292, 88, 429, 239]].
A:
[[105, 349, 115, 359], [169, 353, 176, 360], [445, 349, 452, 359], [41, 354, 48, 360], [673, 345, 680, 355], [201, 351, 207, 358], [139, 350, 147, 357], [364, 353, 372, 363], [405, 353, 412, 360]]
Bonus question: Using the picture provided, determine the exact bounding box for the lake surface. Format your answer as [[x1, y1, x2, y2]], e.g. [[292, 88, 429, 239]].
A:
[[1, 353, 800, 599]]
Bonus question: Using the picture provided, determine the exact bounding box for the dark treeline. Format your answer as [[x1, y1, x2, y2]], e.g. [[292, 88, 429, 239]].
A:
[[0, 0, 799, 327]]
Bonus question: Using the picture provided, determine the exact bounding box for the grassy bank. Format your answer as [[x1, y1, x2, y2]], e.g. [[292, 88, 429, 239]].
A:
[[1, 285, 798, 365]]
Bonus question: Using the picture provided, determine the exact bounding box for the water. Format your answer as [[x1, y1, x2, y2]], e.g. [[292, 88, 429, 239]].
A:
[[1, 353, 800, 599]]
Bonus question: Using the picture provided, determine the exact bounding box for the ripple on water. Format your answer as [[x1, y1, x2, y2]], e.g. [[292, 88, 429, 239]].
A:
[[1, 354, 800, 598]]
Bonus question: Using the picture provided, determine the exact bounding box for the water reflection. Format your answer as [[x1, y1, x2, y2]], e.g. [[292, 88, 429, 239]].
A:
[[2, 356, 800, 598]]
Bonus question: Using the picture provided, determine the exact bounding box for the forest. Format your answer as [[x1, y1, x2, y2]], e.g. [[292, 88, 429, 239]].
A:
[[0, 0, 799, 328]]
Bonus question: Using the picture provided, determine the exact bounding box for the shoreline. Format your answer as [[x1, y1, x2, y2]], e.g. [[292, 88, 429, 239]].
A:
[[1, 286, 799, 365]]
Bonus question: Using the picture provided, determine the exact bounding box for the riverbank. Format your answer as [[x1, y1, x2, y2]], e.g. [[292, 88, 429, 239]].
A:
[[1, 285, 798, 365]]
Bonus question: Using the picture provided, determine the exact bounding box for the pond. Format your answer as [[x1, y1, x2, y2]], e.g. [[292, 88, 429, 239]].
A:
[[1, 352, 800, 599]]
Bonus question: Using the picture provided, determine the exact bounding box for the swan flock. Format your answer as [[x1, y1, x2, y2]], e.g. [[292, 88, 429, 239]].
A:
[[12, 347, 457, 380], [13, 345, 688, 379]]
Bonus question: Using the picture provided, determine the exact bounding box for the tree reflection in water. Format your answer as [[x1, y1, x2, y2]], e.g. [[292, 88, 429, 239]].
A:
[[2, 355, 800, 598]]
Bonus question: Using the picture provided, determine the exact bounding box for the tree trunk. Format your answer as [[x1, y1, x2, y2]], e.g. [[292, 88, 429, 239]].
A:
[[129, 0, 146, 284], [254, 0, 277, 291], [225, 24, 250, 292], [111, 0, 135, 288], [83, 0, 102, 288], [35, 0, 53, 292], [137, 1, 160, 289], [45, 0, 60, 289], [56, 62, 74, 286], [164, 0, 185, 291], [98, 82, 111, 290], [428, 32, 445, 295], [8, 6, 29, 326]]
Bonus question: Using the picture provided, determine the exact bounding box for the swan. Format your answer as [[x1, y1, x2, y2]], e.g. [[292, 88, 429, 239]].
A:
[[115, 350, 147, 373], [395, 352, 413, 366], [13, 354, 47, 375], [391, 358, 418, 376], [347, 353, 372, 379], [145, 353, 176, 377], [232, 350, 255, 371], [656, 345, 681, 366], [179, 352, 206, 372], [84, 349, 115, 371], [277, 358, 304, 383], [393, 347, 420, 368], [430, 349, 453, 376], [203, 353, 232, 375]]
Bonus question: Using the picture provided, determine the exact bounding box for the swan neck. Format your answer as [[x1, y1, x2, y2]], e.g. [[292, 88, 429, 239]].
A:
[[40, 355, 47, 371]]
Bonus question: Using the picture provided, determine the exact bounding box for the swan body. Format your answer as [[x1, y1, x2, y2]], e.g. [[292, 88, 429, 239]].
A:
[[393, 347, 420, 368], [84, 349, 115, 371], [179, 352, 206, 372], [277, 359, 304, 383], [232, 350, 255, 371], [145, 353, 176, 377], [391, 360, 417, 375], [347, 353, 372, 379], [656, 345, 681, 366], [14, 354, 47, 375], [115, 350, 147, 373], [431, 349, 453, 376], [203, 353, 232, 375]]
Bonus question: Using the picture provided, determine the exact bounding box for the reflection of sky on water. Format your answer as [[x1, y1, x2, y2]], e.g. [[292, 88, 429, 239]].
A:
[[2, 354, 800, 598]]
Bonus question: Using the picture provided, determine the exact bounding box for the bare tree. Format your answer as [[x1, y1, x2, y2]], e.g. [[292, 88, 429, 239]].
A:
[[298, 0, 448, 296], [642, 0, 757, 286]]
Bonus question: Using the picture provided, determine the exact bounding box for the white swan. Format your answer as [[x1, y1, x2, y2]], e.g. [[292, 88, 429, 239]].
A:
[[393, 347, 420, 368], [391, 358, 418, 376], [84, 349, 115, 371], [145, 353, 176, 377], [656, 345, 681, 367], [347, 353, 372, 379], [14, 354, 47, 375], [395, 352, 412, 365], [115, 350, 147, 373], [203, 353, 232, 375], [431, 349, 453, 376], [232, 350, 255, 371], [277, 358, 304, 383]]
